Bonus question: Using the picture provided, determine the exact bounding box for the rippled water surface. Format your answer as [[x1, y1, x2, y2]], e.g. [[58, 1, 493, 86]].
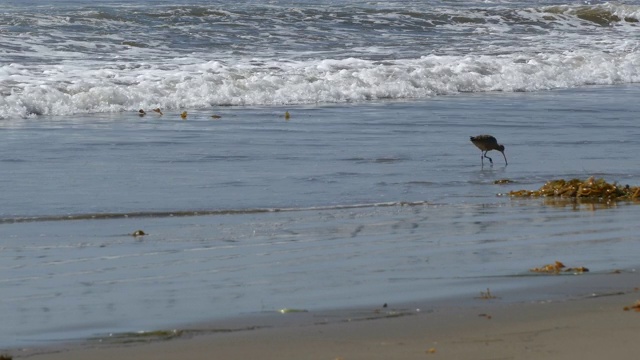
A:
[[2, 85, 640, 347]]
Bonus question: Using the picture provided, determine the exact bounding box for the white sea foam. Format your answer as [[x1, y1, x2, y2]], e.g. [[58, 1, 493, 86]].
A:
[[1, 49, 640, 119], [1, 1, 640, 119]]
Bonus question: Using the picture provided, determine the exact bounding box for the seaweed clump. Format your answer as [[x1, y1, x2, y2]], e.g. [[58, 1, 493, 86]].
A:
[[530, 261, 589, 274], [509, 177, 640, 201], [574, 7, 621, 26], [623, 300, 640, 312]]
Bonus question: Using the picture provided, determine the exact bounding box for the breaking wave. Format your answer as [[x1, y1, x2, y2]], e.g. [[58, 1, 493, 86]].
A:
[[1, 1, 640, 119]]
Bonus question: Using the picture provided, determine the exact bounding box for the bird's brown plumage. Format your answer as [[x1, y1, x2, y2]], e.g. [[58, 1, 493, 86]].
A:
[[470, 135, 507, 165]]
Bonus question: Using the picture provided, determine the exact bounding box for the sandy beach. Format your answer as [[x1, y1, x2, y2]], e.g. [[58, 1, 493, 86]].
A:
[[11, 271, 639, 360]]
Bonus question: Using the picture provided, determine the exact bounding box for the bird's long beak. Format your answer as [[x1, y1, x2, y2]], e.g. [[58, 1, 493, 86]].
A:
[[501, 151, 508, 166]]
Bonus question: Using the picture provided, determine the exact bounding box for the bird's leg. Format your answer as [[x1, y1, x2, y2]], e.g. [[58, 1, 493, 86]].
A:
[[483, 151, 493, 165]]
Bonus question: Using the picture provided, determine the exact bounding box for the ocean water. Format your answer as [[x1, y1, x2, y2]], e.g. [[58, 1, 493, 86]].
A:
[[3, 0, 640, 117], [2, 0, 640, 350]]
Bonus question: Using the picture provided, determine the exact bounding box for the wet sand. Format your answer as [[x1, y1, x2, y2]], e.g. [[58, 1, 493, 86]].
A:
[[13, 272, 640, 360]]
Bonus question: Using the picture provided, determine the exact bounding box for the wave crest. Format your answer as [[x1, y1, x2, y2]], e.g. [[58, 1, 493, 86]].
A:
[[2, 50, 640, 119]]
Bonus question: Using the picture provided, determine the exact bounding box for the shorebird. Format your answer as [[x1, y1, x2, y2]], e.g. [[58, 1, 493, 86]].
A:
[[470, 135, 507, 166]]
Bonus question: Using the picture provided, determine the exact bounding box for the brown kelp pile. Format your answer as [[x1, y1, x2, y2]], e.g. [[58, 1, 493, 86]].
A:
[[624, 300, 640, 312], [509, 177, 640, 201], [529, 261, 589, 275]]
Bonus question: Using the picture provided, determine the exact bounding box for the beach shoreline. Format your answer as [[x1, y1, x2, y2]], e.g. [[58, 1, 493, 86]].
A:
[[10, 271, 639, 360], [4, 1, 640, 358]]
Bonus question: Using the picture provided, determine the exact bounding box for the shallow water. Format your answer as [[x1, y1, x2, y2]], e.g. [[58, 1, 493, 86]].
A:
[[2, 85, 640, 348], [4, 200, 639, 346]]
